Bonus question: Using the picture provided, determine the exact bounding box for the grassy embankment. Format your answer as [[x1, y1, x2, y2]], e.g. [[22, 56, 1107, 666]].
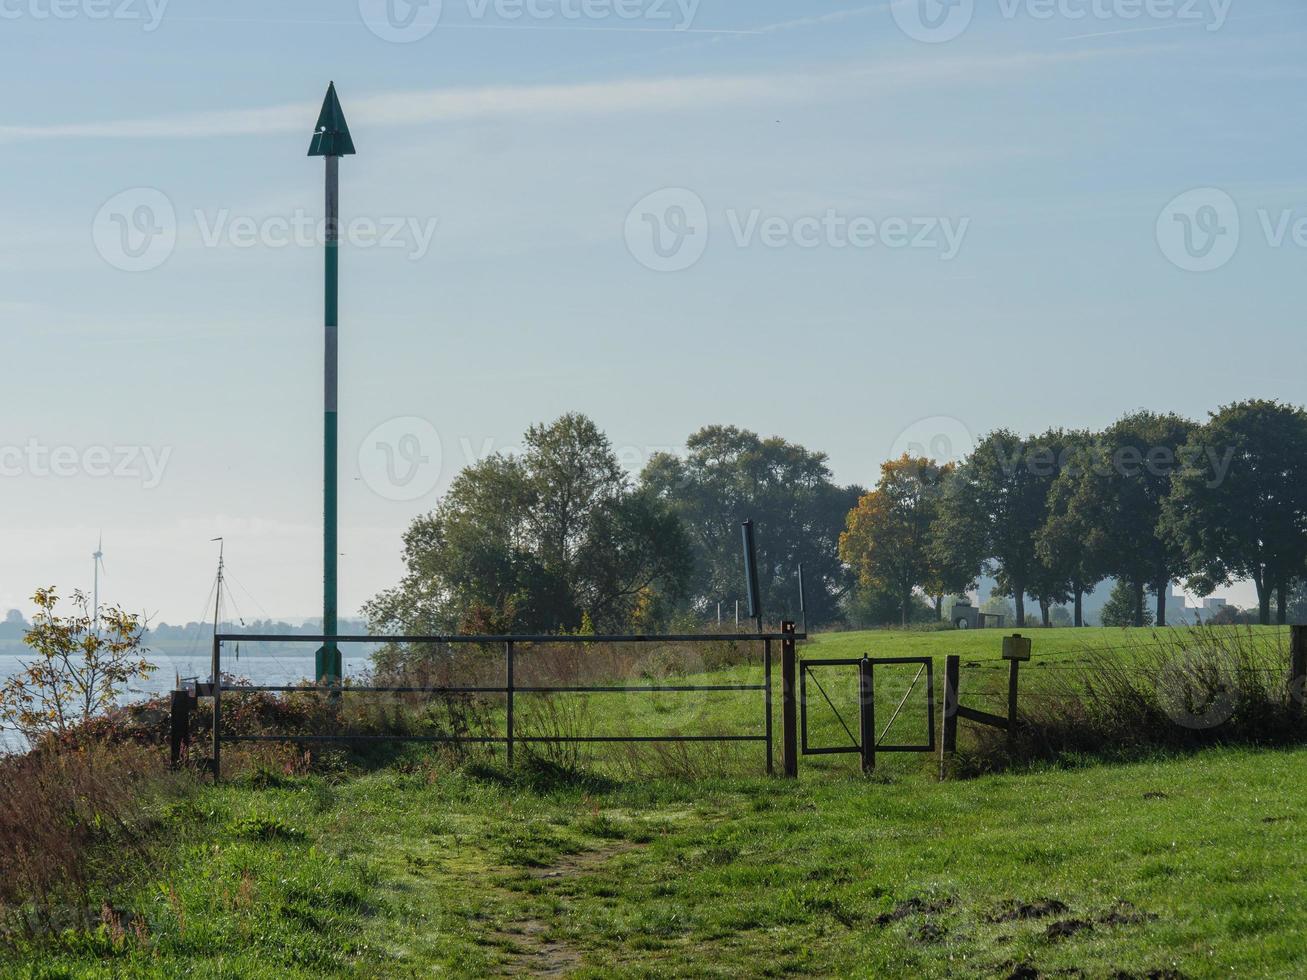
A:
[[6, 627, 1305, 978]]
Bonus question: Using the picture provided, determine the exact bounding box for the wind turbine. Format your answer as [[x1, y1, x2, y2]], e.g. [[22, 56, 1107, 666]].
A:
[[92, 534, 105, 633]]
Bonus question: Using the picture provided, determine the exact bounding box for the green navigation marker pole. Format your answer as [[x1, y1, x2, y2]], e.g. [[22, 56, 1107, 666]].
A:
[[308, 82, 355, 685]]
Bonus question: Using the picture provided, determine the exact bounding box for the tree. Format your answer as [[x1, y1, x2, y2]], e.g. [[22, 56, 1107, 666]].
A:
[[934, 430, 1060, 626], [641, 426, 862, 626], [839, 456, 961, 625], [1038, 430, 1105, 626], [1100, 580, 1154, 628], [365, 414, 693, 635], [0, 588, 153, 744], [1056, 411, 1196, 626], [844, 583, 935, 628], [1163, 400, 1307, 625]]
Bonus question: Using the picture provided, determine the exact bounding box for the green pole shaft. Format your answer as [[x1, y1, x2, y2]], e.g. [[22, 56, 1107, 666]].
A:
[[322, 154, 339, 683]]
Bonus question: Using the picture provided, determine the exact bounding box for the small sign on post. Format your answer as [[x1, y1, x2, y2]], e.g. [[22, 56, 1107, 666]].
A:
[[1002, 633, 1032, 662]]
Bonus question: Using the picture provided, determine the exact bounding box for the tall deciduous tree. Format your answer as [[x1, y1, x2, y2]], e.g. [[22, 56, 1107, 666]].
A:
[[1037, 430, 1104, 626], [1056, 411, 1196, 626], [839, 456, 962, 625], [934, 430, 1056, 626], [365, 414, 692, 635], [641, 426, 862, 626], [1163, 400, 1307, 625]]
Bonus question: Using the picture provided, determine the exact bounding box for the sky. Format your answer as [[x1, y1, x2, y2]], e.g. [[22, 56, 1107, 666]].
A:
[[3, 0, 1305, 623]]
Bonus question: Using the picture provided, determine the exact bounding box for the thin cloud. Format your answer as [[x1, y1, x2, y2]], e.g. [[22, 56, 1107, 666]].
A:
[[0, 47, 1165, 145]]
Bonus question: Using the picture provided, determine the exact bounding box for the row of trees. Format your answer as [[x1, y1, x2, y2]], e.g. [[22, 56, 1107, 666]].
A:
[[839, 400, 1307, 627], [365, 415, 860, 634]]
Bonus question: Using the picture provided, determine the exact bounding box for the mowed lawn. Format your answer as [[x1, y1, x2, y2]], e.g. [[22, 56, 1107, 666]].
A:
[[7, 627, 1304, 979]]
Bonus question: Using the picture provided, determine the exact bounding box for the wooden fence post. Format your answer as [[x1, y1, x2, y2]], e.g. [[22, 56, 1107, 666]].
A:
[[859, 655, 875, 774], [1007, 659, 1021, 748], [1291, 625, 1307, 722], [940, 655, 960, 778], [781, 621, 798, 777]]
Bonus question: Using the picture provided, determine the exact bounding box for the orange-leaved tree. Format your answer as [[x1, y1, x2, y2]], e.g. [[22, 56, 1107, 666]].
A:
[[839, 455, 963, 625]]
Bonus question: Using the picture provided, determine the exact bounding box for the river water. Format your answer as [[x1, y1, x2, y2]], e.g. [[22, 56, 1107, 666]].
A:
[[0, 647, 375, 753]]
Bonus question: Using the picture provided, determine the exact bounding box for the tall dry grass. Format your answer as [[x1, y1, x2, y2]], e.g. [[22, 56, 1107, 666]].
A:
[[0, 743, 183, 940], [965, 625, 1305, 770]]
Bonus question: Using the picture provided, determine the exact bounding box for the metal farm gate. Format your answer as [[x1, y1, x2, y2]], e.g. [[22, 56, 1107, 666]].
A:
[[197, 625, 803, 780]]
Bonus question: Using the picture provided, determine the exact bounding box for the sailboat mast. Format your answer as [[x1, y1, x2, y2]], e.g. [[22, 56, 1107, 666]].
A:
[[209, 537, 224, 684]]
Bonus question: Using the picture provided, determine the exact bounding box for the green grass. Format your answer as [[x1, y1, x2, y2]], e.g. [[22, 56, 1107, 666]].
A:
[[5, 627, 1304, 978]]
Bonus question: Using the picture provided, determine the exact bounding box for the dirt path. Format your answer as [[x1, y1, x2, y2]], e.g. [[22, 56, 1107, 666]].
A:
[[493, 842, 641, 976]]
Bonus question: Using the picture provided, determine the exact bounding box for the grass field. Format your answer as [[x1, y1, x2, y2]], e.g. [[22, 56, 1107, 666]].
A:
[[5, 627, 1304, 979]]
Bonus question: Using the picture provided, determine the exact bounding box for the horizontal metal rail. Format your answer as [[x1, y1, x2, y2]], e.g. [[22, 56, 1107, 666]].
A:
[[219, 683, 766, 694], [215, 631, 804, 644], [223, 734, 766, 744]]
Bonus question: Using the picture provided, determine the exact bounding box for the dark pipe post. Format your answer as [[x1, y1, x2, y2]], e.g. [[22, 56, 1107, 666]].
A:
[[764, 638, 773, 775], [781, 621, 798, 777], [859, 655, 875, 774], [169, 688, 190, 769], [742, 520, 762, 633], [797, 562, 808, 636], [1291, 625, 1306, 721], [506, 641, 515, 767], [211, 634, 221, 782]]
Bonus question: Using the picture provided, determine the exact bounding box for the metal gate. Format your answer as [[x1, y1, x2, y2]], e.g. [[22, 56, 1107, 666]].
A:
[[197, 626, 802, 780], [799, 655, 936, 772]]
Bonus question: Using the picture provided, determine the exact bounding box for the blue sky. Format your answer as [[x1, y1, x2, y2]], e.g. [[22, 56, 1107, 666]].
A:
[[3, 0, 1305, 622]]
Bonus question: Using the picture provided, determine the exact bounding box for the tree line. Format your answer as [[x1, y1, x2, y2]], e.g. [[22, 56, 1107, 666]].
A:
[[365, 400, 1307, 635], [365, 414, 860, 635], [839, 400, 1307, 627]]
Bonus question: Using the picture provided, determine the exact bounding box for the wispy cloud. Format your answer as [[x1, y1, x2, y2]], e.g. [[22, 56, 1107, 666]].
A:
[[0, 47, 1163, 146]]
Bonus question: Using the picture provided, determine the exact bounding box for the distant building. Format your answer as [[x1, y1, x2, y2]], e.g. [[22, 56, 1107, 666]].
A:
[[1161, 586, 1228, 624]]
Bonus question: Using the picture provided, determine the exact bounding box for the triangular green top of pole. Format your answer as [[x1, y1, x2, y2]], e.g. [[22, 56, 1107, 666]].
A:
[[308, 82, 356, 157]]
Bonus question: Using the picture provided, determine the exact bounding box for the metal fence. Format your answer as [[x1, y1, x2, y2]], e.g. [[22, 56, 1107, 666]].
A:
[[200, 626, 803, 779]]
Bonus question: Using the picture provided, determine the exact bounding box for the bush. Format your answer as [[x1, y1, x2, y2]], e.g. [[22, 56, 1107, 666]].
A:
[[962, 625, 1305, 772]]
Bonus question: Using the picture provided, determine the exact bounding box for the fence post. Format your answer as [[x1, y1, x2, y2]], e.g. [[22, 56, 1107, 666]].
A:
[[859, 655, 875, 774], [1291, 625, 1306, 722], [764, 638, 773, 776], [169, 688, 190, 769], [1007, 659, 1020, 748], [940, 654, 960, 778], [781, 621, 798, 777], [211, 634, 221, 782], [506, 641, 515, 768]]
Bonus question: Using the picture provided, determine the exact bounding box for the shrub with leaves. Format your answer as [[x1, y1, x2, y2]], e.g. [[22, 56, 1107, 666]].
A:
[[0, 588, 154, 747]]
